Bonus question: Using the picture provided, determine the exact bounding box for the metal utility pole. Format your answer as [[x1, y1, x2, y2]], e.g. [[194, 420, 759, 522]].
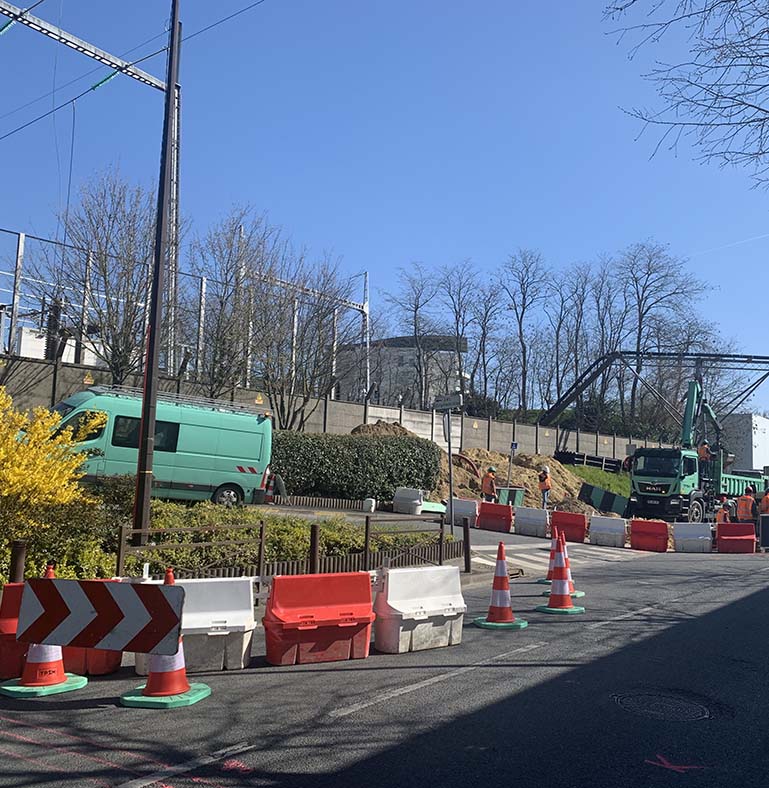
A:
[[0, 0, 181, 370], [132, 0, 182, 540]]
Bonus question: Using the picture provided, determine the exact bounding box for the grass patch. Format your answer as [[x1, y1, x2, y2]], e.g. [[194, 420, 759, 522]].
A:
[[568, 465, 631, 497]]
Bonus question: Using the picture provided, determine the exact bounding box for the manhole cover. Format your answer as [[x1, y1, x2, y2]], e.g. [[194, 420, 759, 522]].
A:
[[613, 692, 712, 721]]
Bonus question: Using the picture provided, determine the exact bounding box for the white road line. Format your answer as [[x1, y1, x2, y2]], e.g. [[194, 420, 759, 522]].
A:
[[116, 742, 257, 788], [328, 641, 546, 719], [586, 605, 658, 629], [471, 556, 497, 567]]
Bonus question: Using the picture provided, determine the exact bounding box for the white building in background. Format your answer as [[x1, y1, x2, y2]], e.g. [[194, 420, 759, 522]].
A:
[[721, 413, 769, 473], [336, 335, 467, 407], [13, 326, 106, 367]]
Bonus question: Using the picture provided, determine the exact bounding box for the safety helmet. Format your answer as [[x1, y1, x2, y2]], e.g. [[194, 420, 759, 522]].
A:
[[746, 486, 754, 495], [488, 466, 496, 474], [701, 440, 709, 445], [541, 465, 550, 474]]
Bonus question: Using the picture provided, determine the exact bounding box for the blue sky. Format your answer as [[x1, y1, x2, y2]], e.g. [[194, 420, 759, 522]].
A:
[[2, 1, 769, 407]]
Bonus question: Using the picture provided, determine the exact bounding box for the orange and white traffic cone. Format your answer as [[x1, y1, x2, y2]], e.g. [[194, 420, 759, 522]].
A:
[[121, 568, 211, 709], [536, 526, 559, 584], [264, 474, 276, 504], [540, 532, 585, 599], [0, 565, 88, 698], [474, 542, 528, 630], [536, 534, 585, 616]]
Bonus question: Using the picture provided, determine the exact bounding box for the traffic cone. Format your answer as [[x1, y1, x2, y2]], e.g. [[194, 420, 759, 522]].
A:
[[264, 474, 276, 504], [0, 565, 88, 698], [536, 534, 585, 615], [536, 527, 559, 584], [121, 568, 211, 709], [541, 533, 585, 599], [474, 542, 528, 630]]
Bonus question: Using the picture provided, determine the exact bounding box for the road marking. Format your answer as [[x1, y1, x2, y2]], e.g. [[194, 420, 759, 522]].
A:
[[586, 605, 658, 629], [116, 742, 256, 788], [328, 641, 546, 719]]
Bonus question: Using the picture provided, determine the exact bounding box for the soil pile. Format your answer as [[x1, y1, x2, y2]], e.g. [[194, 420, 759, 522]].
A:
[[351, 420, 415, 437], [431, 448, 594, 515]]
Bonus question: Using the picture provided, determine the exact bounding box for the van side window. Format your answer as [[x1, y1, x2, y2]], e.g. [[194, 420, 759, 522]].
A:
[[112, 417, 179, 452]]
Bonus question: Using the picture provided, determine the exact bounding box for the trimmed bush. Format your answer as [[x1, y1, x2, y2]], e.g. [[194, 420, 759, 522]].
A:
[[270, 432, 441, 500]]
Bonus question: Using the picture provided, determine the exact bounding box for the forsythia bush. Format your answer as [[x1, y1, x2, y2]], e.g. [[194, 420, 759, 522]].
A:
[[0, 387, 103, 539]]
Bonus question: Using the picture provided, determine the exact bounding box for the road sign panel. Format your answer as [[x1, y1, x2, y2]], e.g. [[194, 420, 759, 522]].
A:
[[510, 441, 519, 451], [17, 579, 184, 656], [433, 392, 463, 411]]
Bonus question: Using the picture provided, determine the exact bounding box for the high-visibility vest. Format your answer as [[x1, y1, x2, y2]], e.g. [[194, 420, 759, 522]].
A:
[[760, 495, 769, 515], [716, 507, 729, 524], [538, 474, 552, 492], [481, 473, 496, 496], [736, 495, 755, 522], [698, 445, 711, 461]]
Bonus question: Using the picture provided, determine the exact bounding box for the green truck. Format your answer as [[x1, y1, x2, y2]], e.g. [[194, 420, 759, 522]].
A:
[[54, 386, 273, 505], [629, 380, 769, 522]]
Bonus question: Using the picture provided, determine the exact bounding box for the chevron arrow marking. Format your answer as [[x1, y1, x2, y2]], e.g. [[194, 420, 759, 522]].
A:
[[17, 580, 184, 656]]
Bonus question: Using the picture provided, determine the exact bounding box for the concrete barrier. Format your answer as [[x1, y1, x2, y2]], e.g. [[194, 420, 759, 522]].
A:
[[451, 498, 479, 528], [134, 577, 256, 674], [513, 507, 549, 538], [373, 566, 466, 654], [673, 522, 712, 553], [393, 487, 424, 515], [588, 516, 627, 548]]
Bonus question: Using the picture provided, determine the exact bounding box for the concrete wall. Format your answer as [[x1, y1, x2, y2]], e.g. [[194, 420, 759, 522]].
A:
[[0, 354, 669, 460]]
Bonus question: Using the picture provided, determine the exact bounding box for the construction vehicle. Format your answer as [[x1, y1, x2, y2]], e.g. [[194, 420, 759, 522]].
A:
[[628, 379, 769, 521], [539, 351, 769, 522]]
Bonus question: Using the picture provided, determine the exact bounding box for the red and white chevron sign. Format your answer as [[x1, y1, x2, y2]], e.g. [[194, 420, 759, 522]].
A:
[[17, 579, 185, 656]]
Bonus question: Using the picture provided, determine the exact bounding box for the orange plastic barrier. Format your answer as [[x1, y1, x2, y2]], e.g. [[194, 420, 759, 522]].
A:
[[263, 572, 375, 666], [629, 519, 668, 552], [551, 511, 587, 543], [477, 502, 513, 533], [717, 523, 756, 554], [0, 583, 27, 680]]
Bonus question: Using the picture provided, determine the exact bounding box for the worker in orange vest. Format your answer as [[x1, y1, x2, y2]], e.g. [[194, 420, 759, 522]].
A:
[[697, 440, 715, 481], [760, 487, 769, 516], [481, 466, 498, 503], [538, 465, 552, 509], [736, 486, 758, 523], [715, 500, 730, 525]]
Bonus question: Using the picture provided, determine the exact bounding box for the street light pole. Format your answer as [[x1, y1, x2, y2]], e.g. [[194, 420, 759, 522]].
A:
[[132, 0, 182, 541]]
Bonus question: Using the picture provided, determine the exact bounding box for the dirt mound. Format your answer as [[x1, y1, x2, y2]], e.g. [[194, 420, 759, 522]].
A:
[[351, 420, 415, 437], [431, 448, 594, 515]]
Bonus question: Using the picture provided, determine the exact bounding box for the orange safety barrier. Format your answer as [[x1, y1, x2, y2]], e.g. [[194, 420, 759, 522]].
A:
[[717, 523, 756, 554], [0, 584, 27, 680], [477, 502, 513, 533], [263, 572, 375, 666], [629, 519, 668, 552], [551, 511, 587, 543]]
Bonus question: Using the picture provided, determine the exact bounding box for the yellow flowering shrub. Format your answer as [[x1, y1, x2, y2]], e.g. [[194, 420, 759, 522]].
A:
[[0, 387, 105, 539]]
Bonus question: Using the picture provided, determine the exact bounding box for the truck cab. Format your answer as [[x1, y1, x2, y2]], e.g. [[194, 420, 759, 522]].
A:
[[629, 447, 702, 521]]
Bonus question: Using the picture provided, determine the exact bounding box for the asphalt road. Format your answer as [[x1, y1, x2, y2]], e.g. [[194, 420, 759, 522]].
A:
[[1, 539, 768, 788]]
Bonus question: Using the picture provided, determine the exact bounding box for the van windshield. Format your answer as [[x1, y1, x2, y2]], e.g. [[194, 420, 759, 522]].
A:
[[52, 401, 75, 419], [633, 453, 680, 478], [54, 410, 106, 442]]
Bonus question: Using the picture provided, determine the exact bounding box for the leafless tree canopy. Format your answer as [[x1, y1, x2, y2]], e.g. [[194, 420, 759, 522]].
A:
[[384, 240, 736, 439], [607, 1, 769, 181]]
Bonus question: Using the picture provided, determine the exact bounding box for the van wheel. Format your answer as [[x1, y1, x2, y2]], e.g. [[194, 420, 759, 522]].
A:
[[213, 484, 243, 507]]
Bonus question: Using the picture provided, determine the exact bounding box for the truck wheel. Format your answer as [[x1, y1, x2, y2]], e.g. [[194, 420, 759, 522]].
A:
[[688, 499, 705, 523], [213, 484, 243, 507]]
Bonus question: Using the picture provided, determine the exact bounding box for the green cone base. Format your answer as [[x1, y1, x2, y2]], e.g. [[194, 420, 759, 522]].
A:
[[120, 682, 211, 709], [541, 589, 585, 598], [0, 673, 87, 698], [473, 616, 528, 630], [535, 578, 552, 585], [535, 605, 586, 615]]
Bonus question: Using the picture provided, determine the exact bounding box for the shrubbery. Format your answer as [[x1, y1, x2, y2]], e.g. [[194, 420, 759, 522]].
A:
[[270, 432, 441, 500]]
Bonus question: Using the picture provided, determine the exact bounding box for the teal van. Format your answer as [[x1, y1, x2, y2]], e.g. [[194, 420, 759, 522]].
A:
[[53, 386, 272, 505]]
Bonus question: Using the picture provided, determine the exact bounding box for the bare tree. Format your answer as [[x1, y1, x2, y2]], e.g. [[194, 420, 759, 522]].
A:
[[608, 1, 769, 183], [500, 249, 548, 413], [385, 264, 439, 409], [468, 283, 505, 402], [27, 170, 154, 383], [439, 261, 476, 397]]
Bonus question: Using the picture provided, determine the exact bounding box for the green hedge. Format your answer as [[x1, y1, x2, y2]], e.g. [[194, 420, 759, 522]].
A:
[[270, 432, 441, 500]]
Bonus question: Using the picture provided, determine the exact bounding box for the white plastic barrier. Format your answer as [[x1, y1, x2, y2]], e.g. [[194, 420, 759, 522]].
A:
[[373, 566, 466, 654], [513, 506, 549, 538], [393, 487, 424, 515], [452, 497, 479, 527], [589, 516, 627, 548], [133, 577, 256, 674], [673, 522, 712, 553]]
